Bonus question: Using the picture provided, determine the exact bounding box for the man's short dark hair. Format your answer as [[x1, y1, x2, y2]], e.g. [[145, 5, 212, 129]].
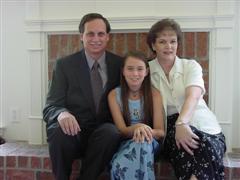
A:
[[79, 13, 111, 33]]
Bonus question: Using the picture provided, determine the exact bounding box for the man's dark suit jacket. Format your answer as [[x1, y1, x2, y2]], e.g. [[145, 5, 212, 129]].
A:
[[43, 49, 123, 132]]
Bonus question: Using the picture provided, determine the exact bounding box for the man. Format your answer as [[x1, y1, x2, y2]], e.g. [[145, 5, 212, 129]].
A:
[[43, 13, 123, 180]]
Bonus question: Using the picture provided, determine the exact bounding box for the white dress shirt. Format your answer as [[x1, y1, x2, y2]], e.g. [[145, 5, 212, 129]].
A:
[[149, 56, 221, 134]]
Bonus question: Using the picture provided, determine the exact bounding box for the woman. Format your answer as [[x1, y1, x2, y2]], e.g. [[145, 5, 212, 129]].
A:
[[108, 51, 165, 180], [147, 18, 226, 180]]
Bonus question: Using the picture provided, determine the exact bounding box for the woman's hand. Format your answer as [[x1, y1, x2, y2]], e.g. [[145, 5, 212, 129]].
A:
[[175, 124, 199, 155], [132, 124, 153, 143]]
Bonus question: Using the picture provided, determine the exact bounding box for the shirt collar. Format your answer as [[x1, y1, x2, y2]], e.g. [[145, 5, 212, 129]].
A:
[[150, 56, 183, 77], [85, 50, 106, 70]]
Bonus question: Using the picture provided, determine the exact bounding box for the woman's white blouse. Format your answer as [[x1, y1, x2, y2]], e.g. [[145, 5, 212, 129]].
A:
[[149, 56, 221, 134]]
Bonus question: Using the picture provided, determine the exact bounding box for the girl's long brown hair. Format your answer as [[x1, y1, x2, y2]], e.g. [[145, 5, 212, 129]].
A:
[[120, 51, 153, 127]]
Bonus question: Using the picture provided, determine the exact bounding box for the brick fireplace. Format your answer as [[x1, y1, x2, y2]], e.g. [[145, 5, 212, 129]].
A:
[[48, 31, 210, 103]]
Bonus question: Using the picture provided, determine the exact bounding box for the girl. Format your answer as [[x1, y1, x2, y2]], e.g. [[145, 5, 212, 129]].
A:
[[108, 51, 165, 180]]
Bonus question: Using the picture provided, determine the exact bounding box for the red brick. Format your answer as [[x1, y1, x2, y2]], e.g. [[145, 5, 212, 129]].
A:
[[204, 86, 209, 102], [177, 41, 183, 57], [184, 32, 195, 58], [97, 171, 110, 180], [71, 34, 81, 53], [6, 169, 34, 180], [36, 171, 54, 180], [60, 34, 69, 57], [199, 60, 209, 73], [159, 162, 175, 177], [126, 33, 137, 52], [203, 94, 209, 105], [107, 33, 114, 52], [49, 35, 59, 60], [177, 33, 185, 57], [197, 32, 208, 58], [224, 167, 231, 180], [204, 80, 209, 92], [18, 156, 29, 168], [70, 172, 79, 180], [204, 81, 209, 93], [0, 156, 4, 167], [7, 156, 16, 168], [48, 62, 54, 81], [154, 163, 161, 178], [0, 169, 3, 180], [203, 73, 209, 95], [43, 157, 52, 170], [71, 160, 81, 179], [232, 167, 240, 178], [115, 33, 126, 56], [72, 159, 81, 171], [138, 33, 150, 57], [203, 73, 209, 84], [31, 156, 41, 169]]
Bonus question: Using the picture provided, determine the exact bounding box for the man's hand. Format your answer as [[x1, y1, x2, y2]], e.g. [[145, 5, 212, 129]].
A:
[[175, 125, 199, 155], [57, 111, 81, 136]]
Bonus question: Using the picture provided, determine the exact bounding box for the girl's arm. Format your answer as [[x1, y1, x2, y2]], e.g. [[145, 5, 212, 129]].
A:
[[108, 89, 147, 138], [151, 87, 165, 140]]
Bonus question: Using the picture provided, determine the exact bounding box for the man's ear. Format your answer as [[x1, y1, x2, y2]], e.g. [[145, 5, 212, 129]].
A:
[[106, 33, 110, 42]]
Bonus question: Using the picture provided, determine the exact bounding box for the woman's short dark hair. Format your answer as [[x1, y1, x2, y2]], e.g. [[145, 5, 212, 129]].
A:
[[147, 18, 182, 52], [78, 13, 111, 33]]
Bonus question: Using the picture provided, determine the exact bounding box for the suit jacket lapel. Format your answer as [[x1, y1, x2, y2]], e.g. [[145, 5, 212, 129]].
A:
[[73, 50, 96, 114]]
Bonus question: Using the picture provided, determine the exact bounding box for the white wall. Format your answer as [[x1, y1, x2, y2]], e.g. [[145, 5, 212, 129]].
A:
[[39, 0, 216, 18], [0, 0, 3, 130], [232, 1, 240, 149], [1, 1, 30, 140], [1, 0, 239, 149]]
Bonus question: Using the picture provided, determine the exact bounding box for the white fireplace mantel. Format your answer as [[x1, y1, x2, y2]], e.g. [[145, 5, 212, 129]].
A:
[[25, 14, 234, 33]]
